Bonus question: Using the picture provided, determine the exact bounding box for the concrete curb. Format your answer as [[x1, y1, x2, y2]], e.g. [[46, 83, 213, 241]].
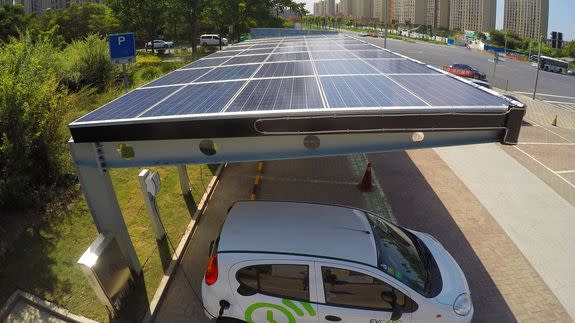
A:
[[143, 164, 226, 323], [0, 290, 98, 323]]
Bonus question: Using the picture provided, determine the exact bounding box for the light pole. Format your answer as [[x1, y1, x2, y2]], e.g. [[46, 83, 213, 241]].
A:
[[383, 0, 388, 48], [533, 35, 543, 100]]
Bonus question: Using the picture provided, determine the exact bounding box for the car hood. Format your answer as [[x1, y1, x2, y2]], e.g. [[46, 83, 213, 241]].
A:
[[410, 231, 470, 306]]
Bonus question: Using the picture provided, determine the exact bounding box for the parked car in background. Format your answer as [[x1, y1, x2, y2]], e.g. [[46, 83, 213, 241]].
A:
[[145, 39, 174, 49], [202, 201, 473, 323], [447, 64, 486, 80], [200, 34, 228, 46], [359, 32, 369, 37]]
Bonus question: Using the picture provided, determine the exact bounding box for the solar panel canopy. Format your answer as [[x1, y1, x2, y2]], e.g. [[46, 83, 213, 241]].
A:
[[70, 34, 524, 144]]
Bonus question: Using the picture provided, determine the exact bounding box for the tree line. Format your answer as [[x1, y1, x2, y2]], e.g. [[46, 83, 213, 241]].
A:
[[1, 0, 308, 52]]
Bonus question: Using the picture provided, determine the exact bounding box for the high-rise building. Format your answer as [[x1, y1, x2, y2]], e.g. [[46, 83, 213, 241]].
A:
[[5, 0, 104, 13], [374, 0, 393, 24], [392, 0, 426, 25], [449, 0, 496, 32], [426, 0, 449, 29], [314, 0, 335, 16], [503, 0, 548, 40]]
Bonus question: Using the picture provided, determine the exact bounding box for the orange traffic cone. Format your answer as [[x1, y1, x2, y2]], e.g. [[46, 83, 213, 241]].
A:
[[358, 163, 373, 192]]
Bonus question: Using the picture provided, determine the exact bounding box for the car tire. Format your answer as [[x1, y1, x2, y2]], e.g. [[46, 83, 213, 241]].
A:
[[217, 317, 246, 323]]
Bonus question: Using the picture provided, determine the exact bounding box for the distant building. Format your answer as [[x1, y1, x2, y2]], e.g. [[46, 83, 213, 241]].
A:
[[392, 0, 426, 26], [503, 0, 548, 40], [449, 0, 496, 32], [426, 0, 449, 29], [374, 0, 392, 24], [313, 0, 336, 17]]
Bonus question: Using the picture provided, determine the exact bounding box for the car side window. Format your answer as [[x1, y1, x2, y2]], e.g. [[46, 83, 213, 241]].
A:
[[236, 264, 309, 301], [321, 267, 415, 311]]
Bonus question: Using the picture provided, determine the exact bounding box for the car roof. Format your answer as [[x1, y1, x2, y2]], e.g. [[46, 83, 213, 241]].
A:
[[218, 201, 378, 266]]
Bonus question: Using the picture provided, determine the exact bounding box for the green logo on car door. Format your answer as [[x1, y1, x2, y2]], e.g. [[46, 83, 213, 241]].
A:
[[245, 299, 316, 323]]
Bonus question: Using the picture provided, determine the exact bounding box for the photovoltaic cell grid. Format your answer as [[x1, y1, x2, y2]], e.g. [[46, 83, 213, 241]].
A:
[[73, 34, 511, 124]]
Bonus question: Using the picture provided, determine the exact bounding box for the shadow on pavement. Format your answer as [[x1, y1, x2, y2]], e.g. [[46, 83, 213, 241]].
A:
[[368, 151, 517, 323]]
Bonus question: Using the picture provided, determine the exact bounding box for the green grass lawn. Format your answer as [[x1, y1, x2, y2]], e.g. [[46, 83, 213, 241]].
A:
[[0, 165, 217, 322], [0, 51, 218, 321]]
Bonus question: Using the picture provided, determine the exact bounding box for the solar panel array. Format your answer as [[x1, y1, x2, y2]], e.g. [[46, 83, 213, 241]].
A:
[[74, 35, 510, 124]]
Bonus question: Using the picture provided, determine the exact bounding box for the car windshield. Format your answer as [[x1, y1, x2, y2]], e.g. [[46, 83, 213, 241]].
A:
[[365, 212, 430, 295]]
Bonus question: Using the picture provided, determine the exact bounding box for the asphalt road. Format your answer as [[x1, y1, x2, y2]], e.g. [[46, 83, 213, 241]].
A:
[[349, 32, 575, 108]]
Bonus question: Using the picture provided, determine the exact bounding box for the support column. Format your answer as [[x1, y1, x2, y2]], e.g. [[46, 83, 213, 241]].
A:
[[70, 142, 142, 274], [177, 165, 191, 196]]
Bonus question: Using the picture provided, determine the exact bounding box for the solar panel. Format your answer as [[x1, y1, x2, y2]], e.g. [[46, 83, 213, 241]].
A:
[[273, 46, 308, 53], [390, 75, 509, 106], [227, 77, 323, 112], [314, 60, 378, 75], [183, 57, 229, 68], [321, 75, 426, 108], [142, 81, 245, 116], [311, 51, 356, 60], [77, 86, 182, 122], [366, 59, 440, 74], [224, 55, 269, 65], [240, 48, 275, 55], [352, 50, 401, 59], [255, 61, 315, 78], [70, 34, 518, 145], [268, 52, 310, 62], [142, 68, 211, 87], [196, 65, 259, 82], [343, 44, 378, 50]]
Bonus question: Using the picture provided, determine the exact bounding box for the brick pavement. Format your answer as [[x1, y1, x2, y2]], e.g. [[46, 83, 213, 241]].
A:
[[368, 150, 573, 322]]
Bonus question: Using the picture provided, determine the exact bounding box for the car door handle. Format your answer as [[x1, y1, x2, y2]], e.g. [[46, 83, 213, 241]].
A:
[[325, 315, 342, 322]]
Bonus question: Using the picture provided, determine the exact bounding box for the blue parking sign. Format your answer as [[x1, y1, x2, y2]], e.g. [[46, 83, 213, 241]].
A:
[[109, 33, 136, 65]]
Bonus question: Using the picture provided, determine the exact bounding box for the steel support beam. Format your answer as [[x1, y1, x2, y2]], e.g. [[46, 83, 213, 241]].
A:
[[69, 141, 142, 274]]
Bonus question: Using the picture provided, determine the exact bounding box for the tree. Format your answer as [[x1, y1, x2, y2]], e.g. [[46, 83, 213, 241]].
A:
[[0, 4, 30, 43], [41, 3, 120, 43], [106, 0, 168, 47]]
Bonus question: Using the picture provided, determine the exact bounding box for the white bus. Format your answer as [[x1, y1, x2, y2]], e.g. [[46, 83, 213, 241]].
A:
[[538, 56, 569, 74]]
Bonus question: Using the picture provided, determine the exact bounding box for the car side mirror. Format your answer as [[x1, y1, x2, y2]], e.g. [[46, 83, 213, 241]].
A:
[[382, 291, 402, 320], [237, 284, 257, 296], [391, 304, 403, 321]]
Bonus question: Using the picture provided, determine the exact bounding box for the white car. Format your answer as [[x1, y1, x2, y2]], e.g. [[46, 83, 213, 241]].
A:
[[145, 39, 174, 49], [200, 34, 229, 46], [202, 201, 473, 323]]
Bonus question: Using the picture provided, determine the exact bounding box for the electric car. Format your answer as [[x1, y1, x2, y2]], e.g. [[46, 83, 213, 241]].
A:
[[202, 201, 473, 323]]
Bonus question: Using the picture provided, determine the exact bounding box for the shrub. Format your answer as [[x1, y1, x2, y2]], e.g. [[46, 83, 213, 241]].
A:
[[0, 34, 71, 210], [59, 34, 118, 92], [139, 66, 163, 81], [136, 52, 162, 66]]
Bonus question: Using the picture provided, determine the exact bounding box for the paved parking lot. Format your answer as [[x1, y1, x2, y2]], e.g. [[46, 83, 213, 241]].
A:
[[155, 143, 573, 322]]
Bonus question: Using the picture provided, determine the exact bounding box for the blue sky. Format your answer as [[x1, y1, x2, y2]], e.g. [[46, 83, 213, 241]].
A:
[[304, 0, 574, 40]]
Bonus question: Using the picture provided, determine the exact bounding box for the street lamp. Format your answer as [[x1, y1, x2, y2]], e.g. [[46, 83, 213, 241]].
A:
[[532, 35, 543, 100], [383, 0, 388, 48]]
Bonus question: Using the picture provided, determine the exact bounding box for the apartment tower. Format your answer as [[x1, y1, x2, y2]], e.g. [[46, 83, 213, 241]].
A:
[[392, 0, 426, 26], [503, 0, 548, 39], [426, 0, 450, 29], [374, 0, 393, 24], [449, 0, 496, 32]]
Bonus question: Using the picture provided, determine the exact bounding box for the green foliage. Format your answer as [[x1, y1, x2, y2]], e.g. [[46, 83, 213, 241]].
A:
[[139, 66, 163, 81], [59, 34, 118, 92], [0, 4, 30, 43], [40, 3, 120, 43], [0, 34, 70, 210]]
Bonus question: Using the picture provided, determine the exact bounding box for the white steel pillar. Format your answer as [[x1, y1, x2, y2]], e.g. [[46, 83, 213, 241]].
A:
[[177, 165, 191, 196], [69, 141, 142, 274]]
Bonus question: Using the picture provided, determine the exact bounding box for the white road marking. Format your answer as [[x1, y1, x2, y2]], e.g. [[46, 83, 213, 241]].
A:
[[557, 170, 575, 174], [514, 146, 575, 189]]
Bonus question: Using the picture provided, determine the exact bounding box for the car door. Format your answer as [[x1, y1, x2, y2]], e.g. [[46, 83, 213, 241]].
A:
[[315, 263, 415, 323], [230, 260, 319, 323]]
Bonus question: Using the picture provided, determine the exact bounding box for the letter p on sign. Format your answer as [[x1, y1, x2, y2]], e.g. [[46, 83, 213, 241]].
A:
[[118, 36, 126, 46]]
